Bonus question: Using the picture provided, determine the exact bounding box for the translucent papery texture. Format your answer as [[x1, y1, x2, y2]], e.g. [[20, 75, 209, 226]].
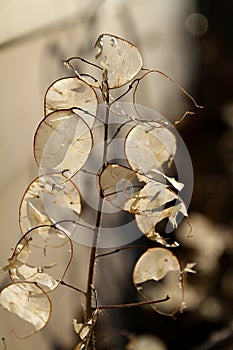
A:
[[73, 310, 98, 346], [125, 121, 177, 172], [99, 164, 140, 210], [101, 165, 167, 209], [95, 34, 143, 88], [136, 201, 187, 247], [124, 179, 179, 215], [0, 282, 51, 337], [99, 164, 186, 241], [34, 110, 93, 177], [19, 173, 81, 234], [133, 248, 183, 316], [8, 226, 73, 292], [44, 77, 97, 128], [133, 248, 180, 283]]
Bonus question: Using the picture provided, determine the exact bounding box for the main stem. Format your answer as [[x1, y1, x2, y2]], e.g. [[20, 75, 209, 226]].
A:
[[85, 93, 110, 323]]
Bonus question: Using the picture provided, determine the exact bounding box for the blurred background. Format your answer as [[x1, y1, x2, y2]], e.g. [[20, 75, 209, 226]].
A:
[[0, 0, 233, 349]]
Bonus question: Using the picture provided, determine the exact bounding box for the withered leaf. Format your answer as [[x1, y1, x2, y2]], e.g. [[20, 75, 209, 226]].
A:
[[9, 226, 73, 292], [133, 248, 180, 284], [10, 265, 59, 291], [95, 34, 143, 89], [149, 169, 184, 191], [0, 282, 51, 337], [135, 201, 187, 247], [133, 248, 183, 316], [34, 110, 93, 177], [73, 320, 90, 340], [44, 77, 98, 127], [73, 310, 98, 343], [183, 262, 196, 274], [124, 178, 182, 215], [99, 164, 140, 209], [100, 164, 186, 246], [0, 242, 30, 272], [125, 121, 176, 172], [19, 173, 81, 234]]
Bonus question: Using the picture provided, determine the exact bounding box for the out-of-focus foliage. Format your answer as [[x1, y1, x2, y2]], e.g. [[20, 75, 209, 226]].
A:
[[126, 334, 168, 350]]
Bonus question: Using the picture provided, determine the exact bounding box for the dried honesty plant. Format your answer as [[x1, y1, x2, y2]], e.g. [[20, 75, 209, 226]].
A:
[[0, 34, 201, 348]]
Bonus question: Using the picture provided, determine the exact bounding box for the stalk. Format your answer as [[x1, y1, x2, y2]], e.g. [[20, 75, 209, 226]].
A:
[[85, 87, 110, 329]]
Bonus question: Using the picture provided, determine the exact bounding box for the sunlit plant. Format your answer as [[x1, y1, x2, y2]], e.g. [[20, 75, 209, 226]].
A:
[[0, 34, 201, 349]]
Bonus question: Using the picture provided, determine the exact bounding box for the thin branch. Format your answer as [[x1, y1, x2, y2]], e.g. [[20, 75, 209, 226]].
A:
[[72, 107, 105, 125], [98, 295, 170, 310], [53, 219, 94, 232], [141, 68, 204, 109], [109, 78, 139, 105], [85, 93, 111, 324], [131, 68, 203, 125], [173, 111, 195, 127], [80, 168, 100, 176], [64, 56, 103, 71], [96, 245, 150, 258], [107, 119, 132, 145], [104, 185, 142, 198], [60, 280, 86, 295]]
